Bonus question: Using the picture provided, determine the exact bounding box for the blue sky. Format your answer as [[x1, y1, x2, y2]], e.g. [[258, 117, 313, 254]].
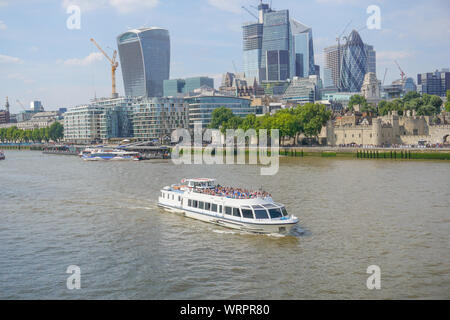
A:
[[0, 0, 449, 112]]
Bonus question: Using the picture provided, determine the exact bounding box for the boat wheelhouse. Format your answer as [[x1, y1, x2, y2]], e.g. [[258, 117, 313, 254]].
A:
[[158, 178, 299, 234]]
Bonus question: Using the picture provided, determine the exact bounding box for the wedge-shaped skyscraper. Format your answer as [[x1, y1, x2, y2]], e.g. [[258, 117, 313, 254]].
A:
[[117, 27, 170, 98]]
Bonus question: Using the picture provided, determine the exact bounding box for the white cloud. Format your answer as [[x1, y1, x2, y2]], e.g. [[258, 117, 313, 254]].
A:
[[315, 0, 360, 4], [207, 0, 242, 14], [0, 54, 22, 64], [7, 73, 35, 84], [63, 52, 104, 66], [377, 51, 413, 61], [109, 0, 159, 13], [0, 1, 7, 7], [0, 20, 6, 30], [62, 0, 159, 13]]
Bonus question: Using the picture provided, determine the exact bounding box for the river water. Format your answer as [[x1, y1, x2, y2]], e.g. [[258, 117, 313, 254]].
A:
[[0, 150, 449, 299]]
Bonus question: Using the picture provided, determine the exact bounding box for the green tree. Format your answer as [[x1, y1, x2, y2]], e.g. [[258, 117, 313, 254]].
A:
[[348, 95, 367, 111], [429, 95, 443, 114], [48, 122, 64, 142], [209, 107, 235, 129], [295, 103, 331, 140], [402, 91, 421, 103]]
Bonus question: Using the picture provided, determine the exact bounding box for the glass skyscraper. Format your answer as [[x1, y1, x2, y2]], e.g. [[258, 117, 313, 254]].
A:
[[340, 30, 369, 92], [323, 31, 376, 91], [242, 2, 316, 84], [243, 22, 263, 83], [260, 9, 290, 82], [290, 19, 315, 78], [117, 27, 170, 98]]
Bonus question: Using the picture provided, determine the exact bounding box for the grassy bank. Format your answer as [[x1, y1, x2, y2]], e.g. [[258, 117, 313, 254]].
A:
[[175, 147, 450, 161]]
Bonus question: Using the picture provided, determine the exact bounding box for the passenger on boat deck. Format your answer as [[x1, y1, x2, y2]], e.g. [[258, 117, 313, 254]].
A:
[[196, 186, 271, 199]]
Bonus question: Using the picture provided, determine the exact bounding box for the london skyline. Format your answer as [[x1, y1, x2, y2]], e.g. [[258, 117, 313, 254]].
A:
[[0, 0, 449, 112]]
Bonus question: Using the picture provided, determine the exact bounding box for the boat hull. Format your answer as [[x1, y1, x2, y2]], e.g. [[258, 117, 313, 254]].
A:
[[158, 202, 298, 235]]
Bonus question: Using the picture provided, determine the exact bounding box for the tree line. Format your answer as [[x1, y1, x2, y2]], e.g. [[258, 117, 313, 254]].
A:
[[209, 103, 332, 144], [0, 122, 64, 143], [348, 91, 446, 116]]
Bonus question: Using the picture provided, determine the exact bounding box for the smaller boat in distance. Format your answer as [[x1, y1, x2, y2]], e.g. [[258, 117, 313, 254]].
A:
[[81, 149, 142, 161], [158, 178, 299, 234], [0, 151, 5, 160]]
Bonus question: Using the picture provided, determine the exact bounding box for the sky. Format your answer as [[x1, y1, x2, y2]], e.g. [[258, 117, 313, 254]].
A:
[[0, 0, 449, 113]]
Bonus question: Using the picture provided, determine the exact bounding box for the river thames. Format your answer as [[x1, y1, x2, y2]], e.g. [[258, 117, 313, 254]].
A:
[[0, 150, 449, 299]]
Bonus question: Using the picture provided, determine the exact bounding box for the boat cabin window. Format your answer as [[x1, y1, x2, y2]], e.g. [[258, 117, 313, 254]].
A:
[[232, 208, 241, 217], [192, 200, 198, 208], [281, 207, 288, 217], [205, 203, 211, 211], [268, 208, 282, 219], [241, 208, 254, 219], [218, 205, 222, 214], [188, 199, 192, 207], [162, 192, 165, 198], [211, 204, 217, 212], [254, 209, 269, 220], [198, 201, 204, 209], [224, 207, 232, 215]]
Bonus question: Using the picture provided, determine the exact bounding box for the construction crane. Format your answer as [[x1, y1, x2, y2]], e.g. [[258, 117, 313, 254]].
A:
[[16, 99, 26, 111], [382, 68, 388, 85], [394, 60, 406, 82], [90, 38, 119, 98], [242, 6, 258, 20]]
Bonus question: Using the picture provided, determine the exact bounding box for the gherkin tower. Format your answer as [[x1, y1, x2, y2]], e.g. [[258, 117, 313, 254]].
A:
[[340, 30, 368, 92]]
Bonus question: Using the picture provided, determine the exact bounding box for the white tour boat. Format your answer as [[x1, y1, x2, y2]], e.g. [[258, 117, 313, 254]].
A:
[[81, 149, 142, 161], [158, 178, 299, 234]]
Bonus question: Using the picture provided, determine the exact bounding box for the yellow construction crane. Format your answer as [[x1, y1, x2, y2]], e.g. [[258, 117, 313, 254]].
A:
[[90, 38, 119, 98]]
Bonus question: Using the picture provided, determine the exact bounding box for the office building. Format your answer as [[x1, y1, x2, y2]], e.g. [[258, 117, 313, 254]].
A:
[[163, 77, 214, 97], [417, 69, 450, 97], [282, 76, 320, 104], [290, 19, 316, 78], [117, 27, 170, 98], [132, 97, 188, 141], [243, 22, 264, 83], [30, 100, 44, 112], [64, 96, 188, 143], [323, 31, 376, 90], [340, 30, 370, 92], [242, 2, 317, 84], [0, 97, 10, 124], [64, 105, 105, 144], [185, 90, 254, 128], [163, 79, 186, 97]]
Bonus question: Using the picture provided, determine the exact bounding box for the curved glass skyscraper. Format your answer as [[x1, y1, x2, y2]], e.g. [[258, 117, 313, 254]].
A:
[[340, 30, 368, 92], [117, 27, 170, 98]]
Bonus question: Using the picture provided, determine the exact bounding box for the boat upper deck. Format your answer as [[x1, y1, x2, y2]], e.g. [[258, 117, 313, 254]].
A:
[[167, 178, 272, 200]]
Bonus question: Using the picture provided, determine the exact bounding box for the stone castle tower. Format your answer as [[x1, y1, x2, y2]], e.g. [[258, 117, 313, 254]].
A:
[[361, 72, 380, 105]]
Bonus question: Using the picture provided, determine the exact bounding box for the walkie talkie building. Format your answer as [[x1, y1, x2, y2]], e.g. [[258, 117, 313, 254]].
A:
[[117, 27, 170, 98]]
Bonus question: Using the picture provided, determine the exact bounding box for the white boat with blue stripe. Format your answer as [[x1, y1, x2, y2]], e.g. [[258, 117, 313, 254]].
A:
[[158, 178, 299, 234]]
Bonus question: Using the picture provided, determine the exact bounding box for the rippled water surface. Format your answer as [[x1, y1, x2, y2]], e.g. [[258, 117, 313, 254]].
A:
[[0, 150, 449, 299]]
